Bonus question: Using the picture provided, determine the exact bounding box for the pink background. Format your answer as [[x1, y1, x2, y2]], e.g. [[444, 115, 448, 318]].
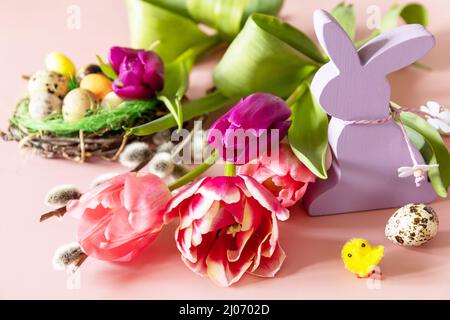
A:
[[1, 0, 450, 299]]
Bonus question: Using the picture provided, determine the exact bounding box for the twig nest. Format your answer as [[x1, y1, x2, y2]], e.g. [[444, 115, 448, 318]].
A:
[[28, 70, 69, 99], [77, 64, 102, 82], [386, 203, 439, 246], [148, 152, 175, 178], [62, 88, 97, 122], [45, 52, 76, 79], [28, 92, 62, 120], [80, 73, 112, 100], [119, 142, 152, 168], [45, 184, 82, 207], [101, 91, 123, 110], [52, 242, 84, 271]]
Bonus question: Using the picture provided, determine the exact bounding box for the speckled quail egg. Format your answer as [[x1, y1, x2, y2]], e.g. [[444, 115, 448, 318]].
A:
[[62, 88, 97, 122], [28, 70, 69, 99], [28, 92, 62, 120], [101, 91, 123, 110], [385, 203, 439, 246]]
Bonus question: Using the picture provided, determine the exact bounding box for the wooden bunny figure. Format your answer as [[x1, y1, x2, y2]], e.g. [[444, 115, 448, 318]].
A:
[[304, 10, 437, 216]]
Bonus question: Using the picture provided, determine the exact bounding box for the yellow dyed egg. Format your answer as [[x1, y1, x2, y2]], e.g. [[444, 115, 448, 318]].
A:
[[46, 52, 76, 79], [80, 74, 113, 100]]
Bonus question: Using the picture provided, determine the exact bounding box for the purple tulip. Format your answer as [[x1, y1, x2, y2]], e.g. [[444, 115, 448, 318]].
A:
[[109, 47, 164, 100], [207, 93, 292, 165]]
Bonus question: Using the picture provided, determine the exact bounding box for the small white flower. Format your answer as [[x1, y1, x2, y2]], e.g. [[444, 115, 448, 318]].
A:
[[420, 101, 450, 135], [398, 164, 439, 187]]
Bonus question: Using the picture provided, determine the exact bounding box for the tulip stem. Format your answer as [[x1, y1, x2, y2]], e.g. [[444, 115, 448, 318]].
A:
[[224, 162, 236, 177], [168, 150, 219, 191]]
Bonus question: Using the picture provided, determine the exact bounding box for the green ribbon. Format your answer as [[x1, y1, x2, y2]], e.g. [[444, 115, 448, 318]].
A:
[[127, 0, 284, 62]]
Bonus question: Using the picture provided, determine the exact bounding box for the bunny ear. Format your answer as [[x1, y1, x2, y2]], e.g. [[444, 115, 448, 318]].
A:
[[314, 9, 360, 70], [359, 24, 435, 75]]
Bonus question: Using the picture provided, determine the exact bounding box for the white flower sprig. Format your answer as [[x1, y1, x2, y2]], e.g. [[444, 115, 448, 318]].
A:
[[398, 164, 439, 187], [420, 101, 450, 135]]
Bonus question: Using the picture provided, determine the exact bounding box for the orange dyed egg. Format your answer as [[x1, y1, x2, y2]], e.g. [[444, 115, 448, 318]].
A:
[[80, 73, 112, 100]]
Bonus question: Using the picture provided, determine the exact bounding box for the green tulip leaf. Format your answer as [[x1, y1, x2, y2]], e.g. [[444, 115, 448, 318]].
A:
[[158, 56, 191, 129], [332, 2, 356, 40], [288, 85, 329, 179], [404, 125, 447, 197], [400, 111, 450, 197], [129, 91, 231, 136], [96, 55, 118, 80], [127, 0, 211, 62], [380, 3, 428, 33], [400, 3, 429, 26], [214, 14, 322, 99]]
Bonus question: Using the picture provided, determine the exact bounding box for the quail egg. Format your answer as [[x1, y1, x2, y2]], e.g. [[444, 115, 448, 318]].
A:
[[62, 88, 97, 122], [76, 64, 103, 82], [386, 203, 439, 246], [28, 70, 69, 99], [80, 73, 112, 100], [28, 92, 62, 120], [101, 91, 123, 110], [45, 52, 76, 79]]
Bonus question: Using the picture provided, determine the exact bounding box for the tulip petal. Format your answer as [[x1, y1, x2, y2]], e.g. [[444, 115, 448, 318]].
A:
[[176, 226, 196, 263], [181, 233, 216, 275], [249, 243, 286, 278], [196, 204, 235, 234], [227, 228, 254, 262], [164, 178, 206, 223], [124, 173, 171, 232], [189, 194, 216, 220], [68, 174, 128, 219], [241, 197, 263, 232], [109, 46, 139, 72], [198, 177, 241, 204], [206, 234, 253, 287], [241, 175, 289, 221]]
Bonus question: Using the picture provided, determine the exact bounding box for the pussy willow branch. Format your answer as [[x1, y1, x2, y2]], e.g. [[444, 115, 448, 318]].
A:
[[39, 155, 152, 223]]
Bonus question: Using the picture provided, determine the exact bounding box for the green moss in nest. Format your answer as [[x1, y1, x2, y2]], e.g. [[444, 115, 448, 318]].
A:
[[10, 98, 158, 136]]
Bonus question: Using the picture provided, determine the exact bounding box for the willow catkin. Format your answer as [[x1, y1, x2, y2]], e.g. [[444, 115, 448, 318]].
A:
[[45, 184, 82, 207], [119, 142, 152, 168], [52, 242, 84, 271]]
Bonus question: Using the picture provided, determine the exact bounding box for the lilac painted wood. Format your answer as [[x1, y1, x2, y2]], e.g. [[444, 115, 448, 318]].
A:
[[304, 9, 437, 216]]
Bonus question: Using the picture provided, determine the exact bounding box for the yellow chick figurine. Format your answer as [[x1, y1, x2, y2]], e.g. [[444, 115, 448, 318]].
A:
[[341, 238, 384, 278]]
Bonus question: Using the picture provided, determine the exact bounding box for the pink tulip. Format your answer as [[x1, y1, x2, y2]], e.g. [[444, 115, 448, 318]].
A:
[[67, 173, 172, 262], [239, 144, 316, 208], [165, 175, 289, 287]]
